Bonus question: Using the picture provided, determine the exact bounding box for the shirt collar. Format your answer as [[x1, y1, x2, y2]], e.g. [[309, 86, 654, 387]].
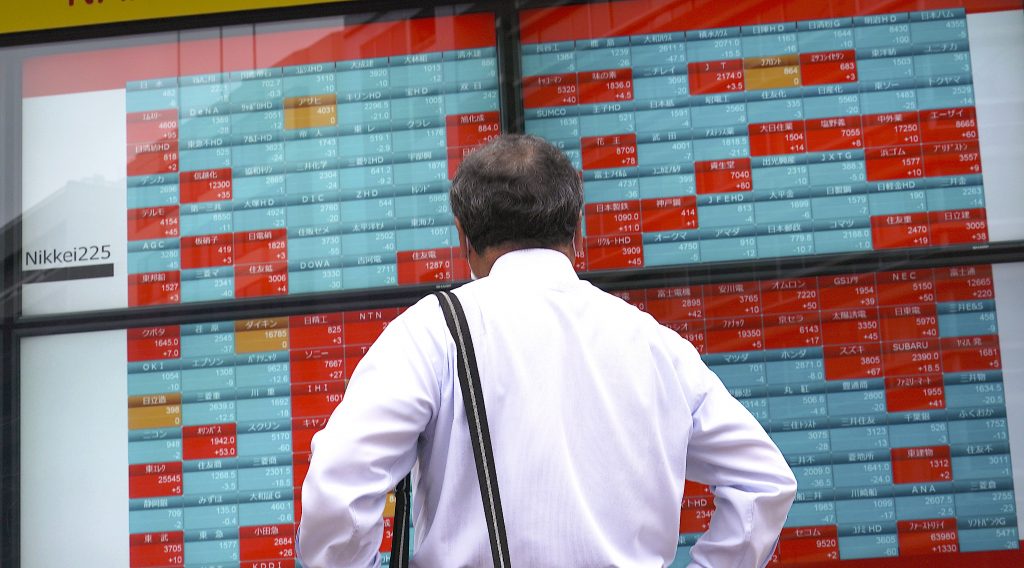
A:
[[486, 248, 580, 285]]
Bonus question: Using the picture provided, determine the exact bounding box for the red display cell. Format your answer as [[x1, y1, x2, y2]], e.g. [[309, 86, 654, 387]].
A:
[[879, 304, 939, 342], [243, 562, 295, 568], [941, 335, 1001, 372], [882, 338, 942, 376], [130, 531, 184, 568], [292, 452, 313, 489], [865, 145, 924, 181], [799, 50, 857, 85], [870, 212, 931, 249], [928, 208, 988, 246], [183, 423, 237, 460], [292, 417, 329, 455], [806, 116, 863, 151], [687, 59, 744, 94], [447, 144, 481, 180], [288, 314, 345, 349], [778, 525, 840, 563], [876, 269, 936, 305], [898, 518, 960, 555], [240, 524, 296, 561], [611, 289, 646, 311], [665, 320, 707, 354], [343, 343, 375, 377], [235, 262, 288, 298], [683, 480, 712, 497], [129, 271, 181, 306], [680, 490, 715, 534], [127, 109, 178, 144], [397, 247, 462, 285], [180, 233, 234, 269], [706, 316, 763, 352], [292, 381, 346, 418], [180, 168, 232, 203], [235, 229, 288, 264], [128, 326, 181, 361], [381, 516, 395, 552], [129, 462, 183, 498], [764, 313, 822, 349], [445, 111, 501, 148], [290, 347, 346, 383], [647, 287, 703, 321], [934, 265, 994, 301], [578, 68, 634, 104], [703, 282, 762, 318], [344, 309, 400, 344], [761, 278, 819, 314], [924, 141, 982, 177], [640, 196, 698, 232], [821, 308, 881, 344], [585, 200, 642, 235], [886, 375, 946, 412], [748, 121, 806, 156], [572, 245, 587, 272], [819, 275, 878, 309], [581, 134, 638, 170], [863, 112, 921, 147], [127, 140, 179, 176], [522, 73, 578, 108], [585, 234, 644, 270], [695, 158, 752, 194], [892, 446, 953, 484], [921, 107, 978, 143], [823, 343, 883, 380], [128, 206, 180, 241]]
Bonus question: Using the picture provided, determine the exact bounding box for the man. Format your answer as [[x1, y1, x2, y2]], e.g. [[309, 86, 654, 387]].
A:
[[298, 134, 797, 567]]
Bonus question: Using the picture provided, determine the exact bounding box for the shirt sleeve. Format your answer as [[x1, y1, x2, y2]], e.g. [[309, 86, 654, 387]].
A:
[[678, 338, 798, 568], [297, 299, 445, 568]]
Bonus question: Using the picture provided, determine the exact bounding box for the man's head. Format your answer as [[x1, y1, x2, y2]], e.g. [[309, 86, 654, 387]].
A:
[[450, 134, 583, 268]]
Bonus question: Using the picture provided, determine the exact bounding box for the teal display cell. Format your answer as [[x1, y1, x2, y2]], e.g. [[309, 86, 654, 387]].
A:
[[283, 73, 336, 97], [238, 465, 293, 491], [338, 100, 391, 127], [184, 469, 238, 494], [289, 268, 343, 294], [802, 93, 860, 119], [564, 147, 583, 170], [526, 116, 580, 139], [180, 146, 232, 171], [630, 42, 686, 67], [396, 225, 455, 251], [700, 235, 757, 261], [389, 63, 444, 88], [856, 57, 915, 81], [914, 52, 971, 77], [443, 57, 497, 82], [179, 83, 227, 111], [184, 503, 238, 530], [753, 165, 809, 192], [237, 396, 291, 422], [889, 421, 948, 448], [797, 28, 855, 53], [854, 24, 910, 49], [813, 228, 873, 253], [337, 131, 392, 157], [444, 90, 498, 114], [947, 418, 1009, 445], [830, 426, 888, 452], [182, 401, 236, 426], [635, 108, 690, 134], [738, 397, 768, 420], [860, 89, 917, 114], [127, 89, 178, 113], [238, 431, 291, 456], [686, 37, 741, 62], [952, 454, 1012, 480], [691, 103, 746, 128], [771, 428, 830, 454], [639, 140, 694, 165], [395, 193, 450, 219], [229, 78, 283, 103], [633, 75, 689, 100], [741, 33, 798, 57], [287, 170, 339, 195], [786, 500, 837, 527], [895, 492, 955, 520], [129, 508, 184, 533], [766, 358, 824, 384], [289, 234, 341, 261], [836, 497, 895, 524], [958, 528, 1020, 553], [911, 18, 968, 43], [917, 85, 975, 110], [639, 173, 696, 199], [938, 310, 997, 337], [691, 135, 749, 160], [945, 383, 1004, 408], [707, 362, 766, 387], [811, 193, 869, 218], [235, 361, 290, 389], [869, 190, 927, 215], [340, 164, 394, 189], [746, 98, 803, 122], [575, 46, 631, 72], [181, 366, 235, 392], [285, 137, 338, 162], [180, 209, 232, 237], [698, 202, 754, 227], [335, 67, 389, 92], [128, 370, 182, 396], [926, 185, 984, 211], [239, 499, 294, 526], [643, 240, 700, 265], [128, 249, 181, 273], [180, 115, 231, 140], [232, 206, 285, 231], [340, 197, 394, 223], [231, 110, 284, 134], [181, 331, 233, 357], [579, 111, 635, 136], [791, 464, 834, 490], [837, 534, 898, 560], [521, 51, 576, 76], [129, 184, 179, 208], [394, 160, 447, 185], [288, 201, 340, 228], [768, 394, 828, 419], [756, 232, 814, 257], [584, 177, 639, 203], [392, 127, 446, 152], [391, 96, 443, 122], [342, 263, 398, 289], [833, 461, 892, 487], [827, 389, 887, 416], [954, 490, 1016, 518], [128, 438, 182, 464], [184, 539, 239, 564], [670, 547, 691, 568], [342, 231, 396, 256]]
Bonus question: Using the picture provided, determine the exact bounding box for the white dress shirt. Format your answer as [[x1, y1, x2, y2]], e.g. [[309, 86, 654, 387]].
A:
[[298, 248, 797, 567]]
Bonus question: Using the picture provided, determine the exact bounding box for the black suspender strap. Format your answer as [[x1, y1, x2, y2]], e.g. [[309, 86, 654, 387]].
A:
[[390, 291, 511, 568]]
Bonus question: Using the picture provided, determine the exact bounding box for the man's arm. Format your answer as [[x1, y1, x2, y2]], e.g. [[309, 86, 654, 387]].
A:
[[297, 299, 445, 568], [676, 337, 798, 567]]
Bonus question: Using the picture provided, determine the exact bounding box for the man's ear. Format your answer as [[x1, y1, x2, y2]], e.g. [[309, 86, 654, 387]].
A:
[[455, 218, 472, 257], [573, 212, 584, 255]]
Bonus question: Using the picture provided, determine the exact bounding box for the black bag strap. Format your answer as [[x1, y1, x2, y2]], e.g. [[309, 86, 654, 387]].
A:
[[391, 290, 512, 568]]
